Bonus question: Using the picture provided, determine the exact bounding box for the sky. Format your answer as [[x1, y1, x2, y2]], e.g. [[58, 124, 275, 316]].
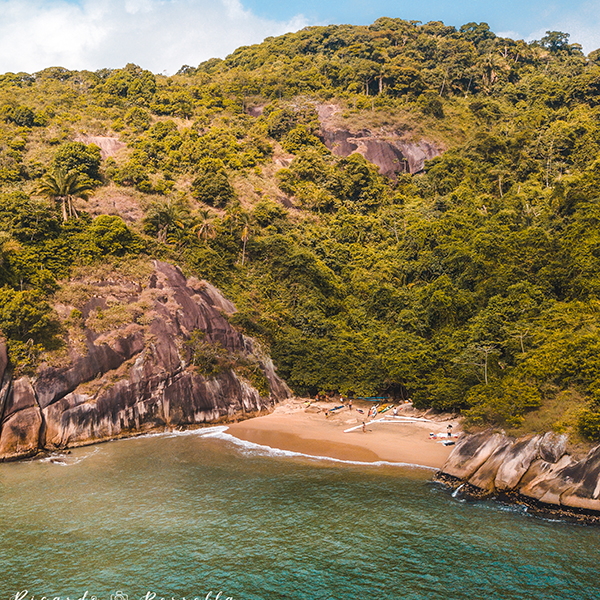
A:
[[0, 0, 599, 75]]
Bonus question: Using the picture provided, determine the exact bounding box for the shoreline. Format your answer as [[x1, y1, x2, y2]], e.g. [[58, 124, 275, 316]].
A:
[[228, 398, 461, 470]]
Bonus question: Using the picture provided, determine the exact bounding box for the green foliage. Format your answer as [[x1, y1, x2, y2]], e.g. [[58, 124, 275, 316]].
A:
[[53, 142, 102, 185], [464, 378, 542, 427], [36, 168, 95, 221], [185, 330, 270, 395], [87, 215, 144, 256], [191, 159, 236, 207], [419, 93, 444, 118], [3, 20, 600, 431], [124, 107, 151, 132], [578, 409, 600, 441], [0, 287, 62, 371], [96, 63, 157, 106], [113, 160, 153, 193], [143, 196, 191, 242], [281, 125, 328, 154]]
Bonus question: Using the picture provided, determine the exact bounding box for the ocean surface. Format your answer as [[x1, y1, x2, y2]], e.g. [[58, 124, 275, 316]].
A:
[[0, 426, 599, 600]]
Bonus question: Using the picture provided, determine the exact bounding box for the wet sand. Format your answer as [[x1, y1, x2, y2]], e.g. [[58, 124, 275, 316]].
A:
[[228, 399, 461, 469]]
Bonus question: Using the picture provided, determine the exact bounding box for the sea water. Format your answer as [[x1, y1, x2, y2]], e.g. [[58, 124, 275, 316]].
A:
[[0, 427, 599, 600]]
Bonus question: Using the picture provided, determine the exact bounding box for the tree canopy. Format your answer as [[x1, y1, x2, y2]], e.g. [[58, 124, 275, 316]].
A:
[[1, 20, 600, 441]]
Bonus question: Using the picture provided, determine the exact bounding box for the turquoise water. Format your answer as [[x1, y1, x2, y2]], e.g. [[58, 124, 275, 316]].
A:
[[0, 427, 599, 600]]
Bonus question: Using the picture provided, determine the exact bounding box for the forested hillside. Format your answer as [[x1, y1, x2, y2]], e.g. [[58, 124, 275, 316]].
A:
[[2, 18, 600, 441]]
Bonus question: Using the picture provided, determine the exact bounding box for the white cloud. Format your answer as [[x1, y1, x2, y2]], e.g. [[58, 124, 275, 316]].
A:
[[0, 0, 309, 74], [499, 1, 600, 54]]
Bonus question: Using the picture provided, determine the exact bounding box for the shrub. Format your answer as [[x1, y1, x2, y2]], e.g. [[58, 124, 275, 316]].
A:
[[464, 378, 542, 427], [0, 287, 63, 371], [191, 159, 235, 207], [578, 409, 600, 441], [87, 215, 144, 256], [185, 330, 270, 396], [53, 142, 102, 185], [124, 107, 151, 132]]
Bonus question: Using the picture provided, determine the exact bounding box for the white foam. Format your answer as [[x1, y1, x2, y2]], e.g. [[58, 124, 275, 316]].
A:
[[213, 428, 436, 470], [69, 424, 434, 470], [120, 425, 230, 442], [39, 446, 101, 467]]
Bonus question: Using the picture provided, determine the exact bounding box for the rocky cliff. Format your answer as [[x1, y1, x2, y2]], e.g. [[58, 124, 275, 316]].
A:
[[437, 430, 600, 520], [316, 104, 441, 177], [0, 261, 290, 460]]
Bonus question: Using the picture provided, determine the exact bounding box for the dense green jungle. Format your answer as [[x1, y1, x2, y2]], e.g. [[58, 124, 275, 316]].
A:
[[1, 18, 600, 443]]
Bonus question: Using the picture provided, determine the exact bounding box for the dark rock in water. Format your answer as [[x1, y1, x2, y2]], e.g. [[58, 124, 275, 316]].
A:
[[438, 429, 600, 518], [0, 261, 290, 460]]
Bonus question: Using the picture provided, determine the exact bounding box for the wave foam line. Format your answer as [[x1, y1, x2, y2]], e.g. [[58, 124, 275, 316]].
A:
[[39, 446, 101, 467], [215, 428, 436, 470], [121, 425, 230, 442]]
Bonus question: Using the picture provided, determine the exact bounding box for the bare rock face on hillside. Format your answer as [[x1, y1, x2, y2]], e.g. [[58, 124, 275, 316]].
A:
[[74, 135, 126, 159], [316, 104, 441, 177], [0, 262, 290, 460], [437, 429, 600, 518]]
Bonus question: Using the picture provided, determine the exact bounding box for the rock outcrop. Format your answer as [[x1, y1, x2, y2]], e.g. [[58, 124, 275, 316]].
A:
[[320, 128, 440, 176], [437, 430, 600, 519], [0, 261, 290, 460], [316, 104, 441, 177], [74, 135, 126, 159]]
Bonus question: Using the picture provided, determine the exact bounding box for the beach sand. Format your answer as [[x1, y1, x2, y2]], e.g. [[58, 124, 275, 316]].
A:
[[227, 399, 461, 469]]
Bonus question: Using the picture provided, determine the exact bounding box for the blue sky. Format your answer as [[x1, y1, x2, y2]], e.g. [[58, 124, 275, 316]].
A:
[[0, 0, 598, 74]]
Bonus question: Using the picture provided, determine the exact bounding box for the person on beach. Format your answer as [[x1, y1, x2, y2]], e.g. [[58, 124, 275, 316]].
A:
[[349, 398, 353, 410], [447, 424, 453, 438], [393, 406, 398, 417], [362, 421, 366, 433]]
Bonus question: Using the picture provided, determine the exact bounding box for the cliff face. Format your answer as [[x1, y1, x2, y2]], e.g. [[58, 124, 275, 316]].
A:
[[437, 430, 600, 517], [320, 128, 440, 176], [316, 104, 441, 177], [0, 261, 290, 460]]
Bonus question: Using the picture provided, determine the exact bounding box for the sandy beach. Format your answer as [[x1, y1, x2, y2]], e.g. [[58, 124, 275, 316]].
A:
[[227, 399, 461, 469]]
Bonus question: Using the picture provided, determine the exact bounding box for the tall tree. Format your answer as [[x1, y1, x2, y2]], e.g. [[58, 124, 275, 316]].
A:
[[36, 168, 94, 221]]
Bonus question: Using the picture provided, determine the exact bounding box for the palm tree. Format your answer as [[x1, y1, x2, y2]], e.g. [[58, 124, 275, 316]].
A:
[[192, 209, 216, 242], [143, 197, 190, 243], [240, 214, 251, 267], [36, 168, 94, 221]]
